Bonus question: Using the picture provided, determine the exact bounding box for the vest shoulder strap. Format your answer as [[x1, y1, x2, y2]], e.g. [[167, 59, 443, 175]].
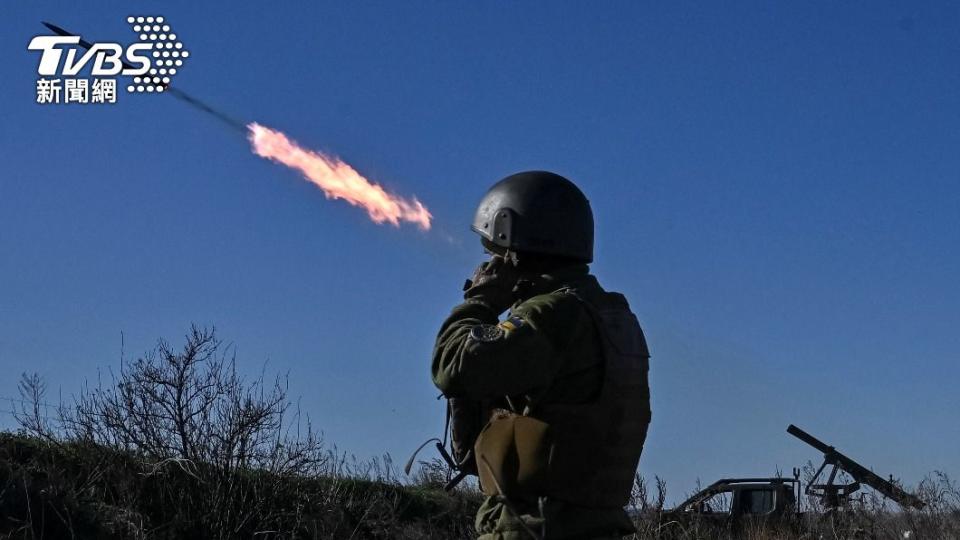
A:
[[560, 287, 650, 360]]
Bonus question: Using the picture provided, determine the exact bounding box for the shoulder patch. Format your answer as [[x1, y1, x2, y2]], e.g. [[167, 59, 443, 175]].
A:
[[469, 324, 505, 342], [499, 316, 527, 332]]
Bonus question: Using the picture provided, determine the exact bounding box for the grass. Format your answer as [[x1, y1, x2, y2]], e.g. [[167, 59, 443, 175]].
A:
[[4, 432, 959, 539], [4, 327, 956, 539], [0, 432, 480, 539]]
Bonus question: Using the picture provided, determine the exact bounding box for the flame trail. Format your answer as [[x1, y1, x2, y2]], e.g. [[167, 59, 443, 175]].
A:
[[247, 123, 432, 230], [33, 23, 433, 231]]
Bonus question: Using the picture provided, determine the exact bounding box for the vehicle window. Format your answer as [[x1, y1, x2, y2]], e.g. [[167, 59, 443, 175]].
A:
[[740, 489, 774, 514], [695, 491, 732, 514]]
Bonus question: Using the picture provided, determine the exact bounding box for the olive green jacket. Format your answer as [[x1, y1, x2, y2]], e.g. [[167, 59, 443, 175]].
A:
[[432, 265, 636, 540]]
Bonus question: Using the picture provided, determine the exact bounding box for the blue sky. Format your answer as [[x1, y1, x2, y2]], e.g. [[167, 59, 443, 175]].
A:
[[2, 1, 958, 500]]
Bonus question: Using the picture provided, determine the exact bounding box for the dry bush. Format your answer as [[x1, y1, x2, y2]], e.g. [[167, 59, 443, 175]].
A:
[[5, 326, 478, 539], [7, 326, 955, 539], [11, 326, 326, 538]]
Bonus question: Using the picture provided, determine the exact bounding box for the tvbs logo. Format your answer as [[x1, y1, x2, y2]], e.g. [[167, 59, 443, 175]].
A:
[[28, 16, 190, 104]]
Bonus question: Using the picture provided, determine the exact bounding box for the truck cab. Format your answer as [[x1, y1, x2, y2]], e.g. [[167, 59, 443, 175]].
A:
[[664, 478, 799, 532]]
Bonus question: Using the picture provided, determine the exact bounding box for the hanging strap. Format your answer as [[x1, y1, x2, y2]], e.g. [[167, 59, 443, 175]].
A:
[[403, 394, 473, 491]]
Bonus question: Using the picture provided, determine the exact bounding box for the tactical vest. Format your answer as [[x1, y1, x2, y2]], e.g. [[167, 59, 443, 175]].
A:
[[475, 287, 651, 508]]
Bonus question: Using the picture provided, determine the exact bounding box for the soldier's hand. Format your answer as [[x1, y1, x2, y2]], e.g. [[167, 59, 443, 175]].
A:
[[462, 255, 519, 313]]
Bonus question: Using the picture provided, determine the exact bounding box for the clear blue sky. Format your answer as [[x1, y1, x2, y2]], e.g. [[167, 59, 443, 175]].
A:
[[2, 1, 958, 500]]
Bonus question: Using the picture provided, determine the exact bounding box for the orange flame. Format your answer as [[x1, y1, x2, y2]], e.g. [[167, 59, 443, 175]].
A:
[[247, 123, 432, 230]]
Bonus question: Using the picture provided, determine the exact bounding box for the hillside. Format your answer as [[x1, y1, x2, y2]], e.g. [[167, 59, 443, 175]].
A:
[[0, 432, 479, 539]]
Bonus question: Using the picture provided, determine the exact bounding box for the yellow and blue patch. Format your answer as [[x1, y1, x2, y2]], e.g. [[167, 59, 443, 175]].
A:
[[499, 316, 527, 332], [469, 317, 527, 342]]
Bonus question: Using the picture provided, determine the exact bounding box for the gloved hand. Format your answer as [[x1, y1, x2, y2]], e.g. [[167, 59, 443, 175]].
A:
[[462, 255, 520, 313]]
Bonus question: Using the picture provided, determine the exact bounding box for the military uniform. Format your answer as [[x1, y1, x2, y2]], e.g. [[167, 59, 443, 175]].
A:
[[432, 265, 650, 540]]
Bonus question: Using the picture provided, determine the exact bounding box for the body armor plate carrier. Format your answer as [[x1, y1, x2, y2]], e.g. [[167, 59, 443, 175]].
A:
[[475, 287, 651, 508]]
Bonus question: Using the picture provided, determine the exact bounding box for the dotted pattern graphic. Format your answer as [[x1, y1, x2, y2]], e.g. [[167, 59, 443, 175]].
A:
[[124, 16, 189, 93]]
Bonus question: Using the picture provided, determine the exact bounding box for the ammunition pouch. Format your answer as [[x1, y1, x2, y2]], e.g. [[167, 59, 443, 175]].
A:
[[475, 410, 553, 499]]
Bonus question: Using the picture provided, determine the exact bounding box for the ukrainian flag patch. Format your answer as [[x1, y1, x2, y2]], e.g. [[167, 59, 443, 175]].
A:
[[499, 316, 526, 332]]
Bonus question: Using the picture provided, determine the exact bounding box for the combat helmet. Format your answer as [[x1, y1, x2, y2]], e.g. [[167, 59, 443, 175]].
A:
[[471, 171, 594, 263]]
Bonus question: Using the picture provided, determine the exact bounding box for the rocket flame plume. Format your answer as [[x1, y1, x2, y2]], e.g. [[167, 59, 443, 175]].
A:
[[247, 123, 432, 230], [34, 23, 432, 231]]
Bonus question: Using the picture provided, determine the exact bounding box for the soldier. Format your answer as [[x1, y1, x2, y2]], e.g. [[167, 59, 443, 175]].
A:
[[432, 171, 651, 540]]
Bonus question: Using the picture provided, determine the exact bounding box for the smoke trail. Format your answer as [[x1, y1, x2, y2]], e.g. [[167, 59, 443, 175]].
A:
[[247, 123, 432, 230]]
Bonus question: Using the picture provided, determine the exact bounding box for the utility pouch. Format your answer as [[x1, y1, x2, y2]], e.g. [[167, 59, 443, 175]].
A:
[[474, 410, 552, 499]]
